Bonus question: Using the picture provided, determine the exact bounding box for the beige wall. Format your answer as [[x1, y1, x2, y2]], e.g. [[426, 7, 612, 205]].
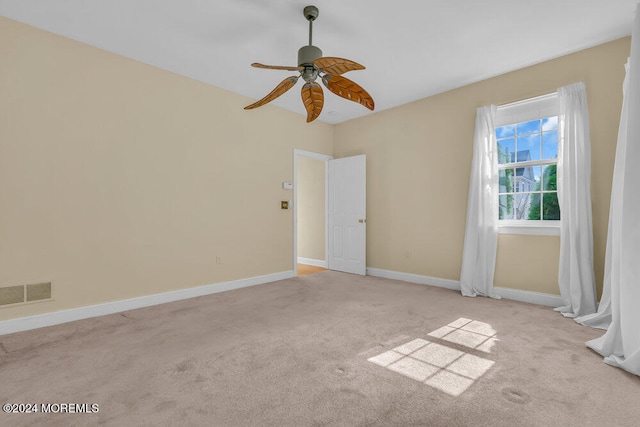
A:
[[296, 156, 325, 261], [0, 18, 333, 320], [0, 16, 628, 322], [334, 37, 630, 297]]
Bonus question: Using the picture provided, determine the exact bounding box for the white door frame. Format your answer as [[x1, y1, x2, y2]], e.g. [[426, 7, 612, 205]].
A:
[[293, 149, 333, 276]]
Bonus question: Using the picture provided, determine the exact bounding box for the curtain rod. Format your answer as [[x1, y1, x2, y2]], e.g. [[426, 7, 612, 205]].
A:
[[497, 91, 558, 110]]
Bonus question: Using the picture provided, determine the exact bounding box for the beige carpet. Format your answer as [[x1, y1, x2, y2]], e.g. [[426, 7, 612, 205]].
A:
[[1, 271, 639, 426]]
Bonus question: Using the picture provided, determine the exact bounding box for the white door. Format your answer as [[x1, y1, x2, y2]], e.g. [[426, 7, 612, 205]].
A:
[[328, 155, 366, 275]]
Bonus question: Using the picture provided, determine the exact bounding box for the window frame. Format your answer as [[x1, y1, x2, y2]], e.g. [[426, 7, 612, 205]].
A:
[[495, 93, 560, 236]]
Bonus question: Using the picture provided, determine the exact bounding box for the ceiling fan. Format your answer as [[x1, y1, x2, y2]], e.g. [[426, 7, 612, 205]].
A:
[[244, 5, 374, 122]]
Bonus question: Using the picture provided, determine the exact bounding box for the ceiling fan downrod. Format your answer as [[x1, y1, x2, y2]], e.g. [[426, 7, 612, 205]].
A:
[[304, 5, 318, 45], [298, 5, 322, 68]]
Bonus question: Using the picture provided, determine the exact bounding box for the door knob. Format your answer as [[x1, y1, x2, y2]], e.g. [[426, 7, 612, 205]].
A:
[[358, 218, 366, 223]]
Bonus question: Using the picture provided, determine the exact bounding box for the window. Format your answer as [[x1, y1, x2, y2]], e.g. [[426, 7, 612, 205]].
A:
[[495, 94, 560, 235]]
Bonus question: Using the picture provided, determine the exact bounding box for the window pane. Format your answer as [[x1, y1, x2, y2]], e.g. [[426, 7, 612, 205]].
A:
[[516, 120, 541, 135], [542, 192, 561, 220], [514, 193, 534, 220], [499, 194, 514, 220], [496, 125, 515, 139], [496, 115, 559, 223], [541, 165, 557, 191], [498, 169, 514, 194], [542, 116, 558, 131], [498, 138, 514, 164], [517, 134, 540, 161], [542, 130, 558, 159]]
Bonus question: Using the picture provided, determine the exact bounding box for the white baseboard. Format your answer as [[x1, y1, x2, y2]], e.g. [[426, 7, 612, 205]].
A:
[[0, 270, 295, 336], [366, 268, 461, 291], [366, 267, 562, 307], [1, 268, 564, 336], [297, 257, 327, 268], [493, 286, 564, 307]]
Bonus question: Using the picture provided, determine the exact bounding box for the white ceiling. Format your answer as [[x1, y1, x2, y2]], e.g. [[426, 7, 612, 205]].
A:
[[1, 1, 637, 124]]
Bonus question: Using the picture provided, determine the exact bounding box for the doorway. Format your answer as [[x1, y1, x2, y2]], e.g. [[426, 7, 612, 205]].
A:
[[293, 150, 367, 277], [293, 149, 331, 276]]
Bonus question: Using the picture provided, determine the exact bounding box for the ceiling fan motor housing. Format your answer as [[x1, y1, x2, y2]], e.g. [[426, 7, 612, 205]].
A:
[[298, 45, 322, 67]]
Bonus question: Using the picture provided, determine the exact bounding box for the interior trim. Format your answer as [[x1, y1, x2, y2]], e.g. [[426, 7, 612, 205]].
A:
[[1, 268, 566, 336], [297, 257, 328, 268], [366, 267, 563, 307], [0, 270, 295, 336], [366, 267, 461, 291]]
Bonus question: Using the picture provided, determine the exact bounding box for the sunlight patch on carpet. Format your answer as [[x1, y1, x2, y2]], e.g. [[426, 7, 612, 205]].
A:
[[367, 318, 497, 396], [429, 318, 497, 353]]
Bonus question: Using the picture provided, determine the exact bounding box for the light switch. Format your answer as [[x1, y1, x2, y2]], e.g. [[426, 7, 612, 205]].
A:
[[282, 182, 293, 190]]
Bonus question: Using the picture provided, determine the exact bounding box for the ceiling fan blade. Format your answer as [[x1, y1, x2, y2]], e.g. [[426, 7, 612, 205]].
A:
[[251, 63, 303, 72], [301, 82, 324, 123], [244, 76, 300, 110], [313, 57, 365, 75], [321, 74, 374, 111]]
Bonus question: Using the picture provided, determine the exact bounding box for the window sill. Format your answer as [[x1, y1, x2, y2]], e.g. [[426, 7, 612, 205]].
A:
[[498, 223, 560, 236]]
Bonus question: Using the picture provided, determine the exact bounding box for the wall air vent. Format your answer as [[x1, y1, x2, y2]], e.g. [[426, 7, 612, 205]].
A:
[[0, 282, 52, 306]]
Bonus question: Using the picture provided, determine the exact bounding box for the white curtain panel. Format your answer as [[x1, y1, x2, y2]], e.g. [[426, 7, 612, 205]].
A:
[[586, 4, 640, 377], [575, 64, 631, 330], [555, 82, 597, 318], [460, 105, 501, 299]]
